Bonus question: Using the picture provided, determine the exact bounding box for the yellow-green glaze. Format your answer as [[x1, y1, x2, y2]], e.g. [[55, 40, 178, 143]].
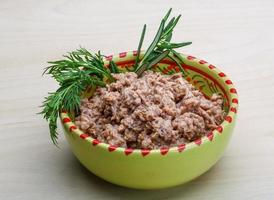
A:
[[60, 52, 238, 189]]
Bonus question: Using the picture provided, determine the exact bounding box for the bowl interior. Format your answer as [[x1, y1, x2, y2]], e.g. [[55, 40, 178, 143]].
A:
[[61, 51, 238, 153], [104, 53, 231, 113]]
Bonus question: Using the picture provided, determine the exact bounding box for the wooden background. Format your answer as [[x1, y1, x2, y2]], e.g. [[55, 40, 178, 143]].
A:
[[1, 0, 274, 199]]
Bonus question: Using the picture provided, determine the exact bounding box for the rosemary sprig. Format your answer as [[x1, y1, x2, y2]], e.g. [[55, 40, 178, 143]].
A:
[[134, 8, 192, 76]]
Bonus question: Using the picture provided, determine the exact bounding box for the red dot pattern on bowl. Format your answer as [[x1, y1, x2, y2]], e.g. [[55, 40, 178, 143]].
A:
[[119, 52, 127, 58], [216, 126, 223, 134], [92, 139, 100, 146], [178, 144, 186, 152], [106, 55, 113, 61], [62, 118, 71, 123], [60, 51, 238, 156], [160, 148, 169, 155], [230, 88, 237, 94], [207, 131, 214, 141], [80, 133, 90, 139], [199, 60, 207, 64], [225, 116, 233, 123], [208, 65, 216, 69], [232, 98, 238, 104], [194, 138, 202, 146], [141, 149, 150, 157], [187, 55, 196, 60], [230, 107, 237, 113], [69, 126, 77, 132], [218, 72, 226, 77], [108, 145, 117, 152], [225, 80, 233, 84], [124, 148, 134, 156]]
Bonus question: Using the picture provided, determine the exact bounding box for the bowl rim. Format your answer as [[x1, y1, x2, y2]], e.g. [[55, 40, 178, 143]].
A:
[[60, 50, 238, 156]]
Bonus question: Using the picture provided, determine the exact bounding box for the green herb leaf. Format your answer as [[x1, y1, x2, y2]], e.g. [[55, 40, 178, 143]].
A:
[[138, 20, 165, 68], [109, 60, 120, 74], [135, 50, 170, 76], [134, 24, 146, 68], [41, 48, 110, 145], [134, 8, 192, 77]]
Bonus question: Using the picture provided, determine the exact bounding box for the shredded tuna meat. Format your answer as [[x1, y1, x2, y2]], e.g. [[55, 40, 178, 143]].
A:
[[75, 71, 225, 149]]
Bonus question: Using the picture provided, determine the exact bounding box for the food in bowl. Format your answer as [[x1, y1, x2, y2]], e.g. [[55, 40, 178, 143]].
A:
[[75, 71, 225, 149], [40, 8, 238, 189]]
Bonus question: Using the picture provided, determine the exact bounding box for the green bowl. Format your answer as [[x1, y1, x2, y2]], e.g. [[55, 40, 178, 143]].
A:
[[60, 51, 238, 189]]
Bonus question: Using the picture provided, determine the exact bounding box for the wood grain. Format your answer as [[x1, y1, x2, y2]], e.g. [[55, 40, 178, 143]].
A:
[[1, 0, 274, 199]]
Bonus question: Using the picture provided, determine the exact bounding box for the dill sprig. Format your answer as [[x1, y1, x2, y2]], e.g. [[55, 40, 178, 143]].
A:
[[41, 48, 111, 145], [41, 8, 191, 145], [134, 8, 192, 76]]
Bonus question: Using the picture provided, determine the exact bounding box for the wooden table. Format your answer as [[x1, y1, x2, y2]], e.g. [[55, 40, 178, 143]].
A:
[[1, 0, 274, 199]]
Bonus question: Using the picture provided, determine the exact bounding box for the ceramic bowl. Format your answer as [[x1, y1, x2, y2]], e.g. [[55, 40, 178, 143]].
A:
[[60, 51, 238, 189]]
